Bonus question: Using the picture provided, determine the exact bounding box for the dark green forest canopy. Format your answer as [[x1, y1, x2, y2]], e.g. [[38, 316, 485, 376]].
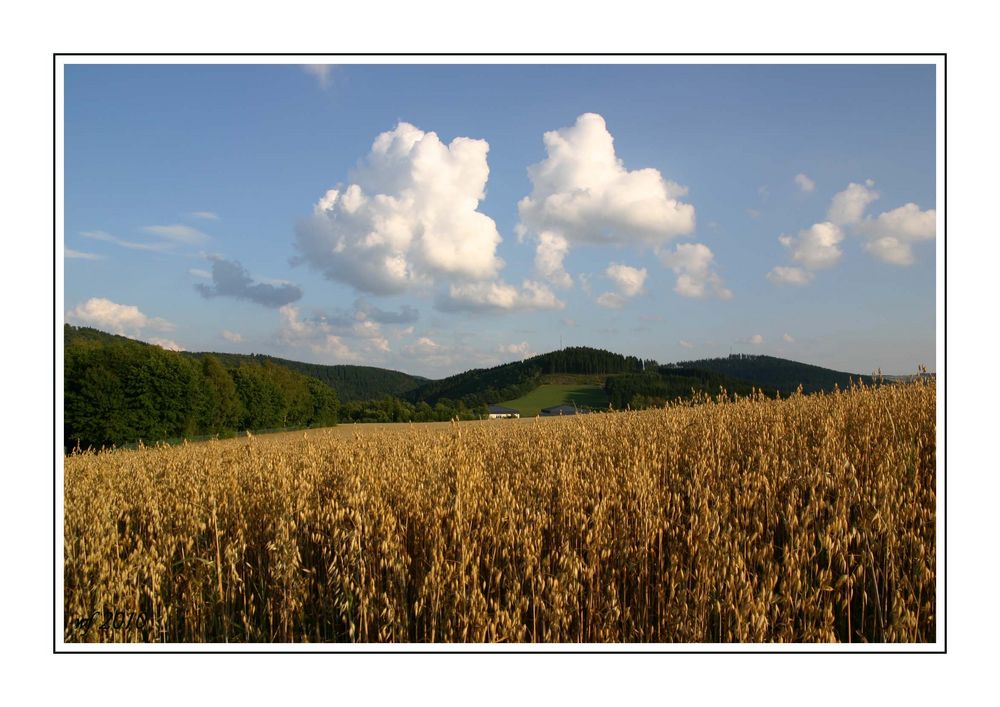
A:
[[669, 354, 874, 395], [186, 351, 425, 402], [64, 326, 338, 449]]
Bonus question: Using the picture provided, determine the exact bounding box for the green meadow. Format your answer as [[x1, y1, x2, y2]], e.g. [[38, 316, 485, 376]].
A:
[[498, 383, 609, 417]]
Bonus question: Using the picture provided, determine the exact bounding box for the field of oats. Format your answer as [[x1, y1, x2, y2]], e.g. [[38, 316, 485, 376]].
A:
[[63, 380, 936, 643]]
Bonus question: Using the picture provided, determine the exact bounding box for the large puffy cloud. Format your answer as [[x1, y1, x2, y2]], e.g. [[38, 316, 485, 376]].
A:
[[657, 244, 732, 300], [439, 279, 564, 313], [856, 202, 936, 266], [294, 121, 504, 296], [777, 222, 844, 270], [195, 256, 303, 308], [67, 297, 174, 336], [518, 113, 696, 290], [518, 113, 695, 246]]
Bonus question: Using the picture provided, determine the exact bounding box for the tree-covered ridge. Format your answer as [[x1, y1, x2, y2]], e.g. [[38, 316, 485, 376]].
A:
[[64, 326, 338, 450], [407, 346, 650, 406], [604, 367, 779, 410], [668, 354, 874, 395], [187, 352, 425, 402]]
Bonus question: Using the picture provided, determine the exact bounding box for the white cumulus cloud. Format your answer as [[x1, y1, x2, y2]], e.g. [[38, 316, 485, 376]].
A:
[[66, 297, 174, 336], [605, 262, 647, 297], [518, 113, 695, 246], [749, 334, 764, 345], [657, 243, 732, 299], [294, 121, 504, 297], [778, 222, 844, 270], [857, 202, 936, 266], [827, 180, 878, 226]]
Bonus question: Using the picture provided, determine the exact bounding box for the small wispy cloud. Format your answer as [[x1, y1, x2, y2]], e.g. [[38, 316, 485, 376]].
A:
[[65, 248, 103, 260], [766, 266, 814, 286], [596, 292, 626, 309], [190, 211, 220, 221], [302, 64, 333, 89], [679, 340, 695, 349], [81, 230, 175, 252], [221, 330, 243, 343], [142, 224, 210, 244], [782, 333, 795, 343], [794, 173, 816, 193]]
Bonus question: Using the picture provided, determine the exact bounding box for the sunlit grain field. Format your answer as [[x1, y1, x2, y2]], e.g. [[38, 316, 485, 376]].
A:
[[63, 381, 936, 643]]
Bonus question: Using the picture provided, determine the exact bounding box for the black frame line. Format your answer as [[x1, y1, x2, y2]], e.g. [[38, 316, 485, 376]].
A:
[[53, 51, 947, 655]]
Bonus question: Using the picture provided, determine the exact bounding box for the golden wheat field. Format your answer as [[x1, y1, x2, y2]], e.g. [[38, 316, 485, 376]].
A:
[[63, 380, 936, 643]]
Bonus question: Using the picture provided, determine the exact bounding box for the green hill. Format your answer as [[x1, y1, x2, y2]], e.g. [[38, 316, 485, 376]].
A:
[[63, 325, 338, 450], [187, 352, 425, 402], [407, 346, 649, 406], [669, 354, 874, 395], [603, 367, 779, 409], [64, 325, 425, 402], [498, 383, 609, 417]]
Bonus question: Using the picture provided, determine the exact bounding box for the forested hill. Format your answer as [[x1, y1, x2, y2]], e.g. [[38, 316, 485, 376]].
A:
[[186, 352, 425, 402], [407, 346, 651, 406], [64, 325, 338, 450], [668, 354, 875, 395], [63, 326, 425, 402]]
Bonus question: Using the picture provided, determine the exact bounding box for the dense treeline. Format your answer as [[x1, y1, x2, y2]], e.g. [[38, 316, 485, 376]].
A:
[[189, 352, 423, 402], [407, 346, 653, 406], [670, 354, 874, 395], [604, 367, 779, 410], [64, 326, 337, 450], [339, 397, 488, 423]]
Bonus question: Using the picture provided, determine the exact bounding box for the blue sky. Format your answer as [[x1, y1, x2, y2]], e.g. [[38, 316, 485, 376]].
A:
[[63, 63, 937, 378]]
